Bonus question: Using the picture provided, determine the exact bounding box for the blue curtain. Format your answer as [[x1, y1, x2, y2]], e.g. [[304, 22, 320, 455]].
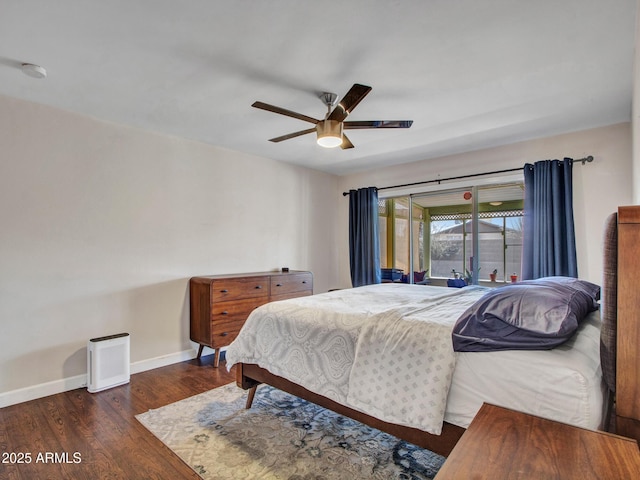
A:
[[522, 158, 578, 279], [349, 187, 381, 287]]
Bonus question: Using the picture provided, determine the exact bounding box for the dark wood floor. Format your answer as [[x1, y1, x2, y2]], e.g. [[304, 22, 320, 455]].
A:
[[0, 354, 235, 480]]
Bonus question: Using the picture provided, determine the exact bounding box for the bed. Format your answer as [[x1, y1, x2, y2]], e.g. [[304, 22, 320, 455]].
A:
[[225, 205, 640, 456]]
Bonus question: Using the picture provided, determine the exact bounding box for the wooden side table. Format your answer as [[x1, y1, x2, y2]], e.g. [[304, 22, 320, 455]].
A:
[[435, 403, 640, 479]]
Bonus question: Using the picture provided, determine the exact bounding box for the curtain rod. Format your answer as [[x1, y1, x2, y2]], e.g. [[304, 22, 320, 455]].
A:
[[342, 155, 593, 196]]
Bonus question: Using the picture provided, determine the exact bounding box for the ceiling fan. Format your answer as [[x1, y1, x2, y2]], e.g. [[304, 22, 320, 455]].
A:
[[252, 83, 413, 149]]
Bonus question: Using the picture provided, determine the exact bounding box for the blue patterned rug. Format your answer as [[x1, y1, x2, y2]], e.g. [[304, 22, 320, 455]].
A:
[[136, 383, 445, 479]]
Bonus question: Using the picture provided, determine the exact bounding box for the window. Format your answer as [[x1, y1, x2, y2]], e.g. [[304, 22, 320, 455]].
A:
[[379, 183, 524, 283]]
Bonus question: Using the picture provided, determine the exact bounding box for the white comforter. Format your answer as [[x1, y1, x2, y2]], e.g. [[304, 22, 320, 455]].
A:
[[225, 283, 489, 435]]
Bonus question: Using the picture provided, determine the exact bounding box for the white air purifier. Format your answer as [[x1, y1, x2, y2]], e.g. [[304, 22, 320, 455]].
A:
[[87, 333, 130, 393]]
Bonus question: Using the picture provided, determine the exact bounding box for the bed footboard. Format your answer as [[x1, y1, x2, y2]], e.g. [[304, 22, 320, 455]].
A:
[[236, 362, 465, 457]]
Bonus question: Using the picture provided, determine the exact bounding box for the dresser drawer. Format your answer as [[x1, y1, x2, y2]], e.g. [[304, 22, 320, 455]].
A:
[[210, 319, 244, 347], [270, 273, 313, 297], [211, 297, 268, 322], [211, 277, 270, 302], [271, 290, 312, 302]]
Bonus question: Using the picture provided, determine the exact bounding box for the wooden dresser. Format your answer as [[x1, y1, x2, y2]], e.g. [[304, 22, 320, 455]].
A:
[[189, 271, 313, 367]]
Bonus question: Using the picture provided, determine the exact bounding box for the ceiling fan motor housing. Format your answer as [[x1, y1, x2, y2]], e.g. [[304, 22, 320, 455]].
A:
[[320, 92, 338, 107], [316, 119, 343, 148]]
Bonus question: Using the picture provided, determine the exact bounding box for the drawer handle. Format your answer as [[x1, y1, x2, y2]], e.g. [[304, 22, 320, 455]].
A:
[[220, 289, 228, 293], [220, 332, 228, 337], [276, 283, 282, 287], [221, 311, 228, 315], [302, 280, 307, 284], [255, 285, 262, 289]]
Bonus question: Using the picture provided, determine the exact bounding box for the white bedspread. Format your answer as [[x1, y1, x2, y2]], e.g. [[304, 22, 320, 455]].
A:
[[225, 283, 489, 435]]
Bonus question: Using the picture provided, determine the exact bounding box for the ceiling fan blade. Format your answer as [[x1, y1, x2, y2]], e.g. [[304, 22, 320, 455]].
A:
[[327, 84, 372, 122], [269, 128, 316, 143], [340, 134, 355, 149], [344, 120, 413, 129], [252, 101, 319, 124]]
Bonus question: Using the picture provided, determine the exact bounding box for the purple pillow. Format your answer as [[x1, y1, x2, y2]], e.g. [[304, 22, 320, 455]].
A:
[[514, 276, 600, 306], [452, 277, 600, 352]]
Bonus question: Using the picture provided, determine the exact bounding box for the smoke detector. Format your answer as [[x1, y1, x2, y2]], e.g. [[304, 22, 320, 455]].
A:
[[21, 63, 47, 79]]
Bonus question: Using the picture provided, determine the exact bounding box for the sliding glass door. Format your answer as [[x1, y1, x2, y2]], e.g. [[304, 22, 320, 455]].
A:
[[380, 182, 524, 285], [475, 184, 523, 282], [414, 187, 476, 283]]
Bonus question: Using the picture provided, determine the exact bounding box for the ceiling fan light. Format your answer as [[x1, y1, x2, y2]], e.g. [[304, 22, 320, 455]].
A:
[[316, 120, 343, 148], [317, 135, 342, 148]]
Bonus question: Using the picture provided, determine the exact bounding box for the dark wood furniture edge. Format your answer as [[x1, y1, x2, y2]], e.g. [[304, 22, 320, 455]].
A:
[[435, 403, 640, 479], [616, 205, 640, 443], [192, 270, 313, 280], [236, 362, 465, 457], [618, 205, 640, 224], [617, 415, 640, 444]]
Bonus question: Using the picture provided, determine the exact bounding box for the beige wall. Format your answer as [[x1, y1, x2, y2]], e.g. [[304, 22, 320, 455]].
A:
[[337, 123, 633, 289], [0, 95, 339, 405]]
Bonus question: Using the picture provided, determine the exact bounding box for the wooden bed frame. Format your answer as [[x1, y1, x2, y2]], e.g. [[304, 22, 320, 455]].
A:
[[236, 205, 640, 456], [236, 362, 465, 457]]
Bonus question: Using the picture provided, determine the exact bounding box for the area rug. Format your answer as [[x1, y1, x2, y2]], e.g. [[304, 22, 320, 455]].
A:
[[136, 382, 445, 479]]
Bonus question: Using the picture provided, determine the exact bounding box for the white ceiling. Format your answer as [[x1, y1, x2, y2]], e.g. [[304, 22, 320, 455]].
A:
[[1, 1, 636, 176]]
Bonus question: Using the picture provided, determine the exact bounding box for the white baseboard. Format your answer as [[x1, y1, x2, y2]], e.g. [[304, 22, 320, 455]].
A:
[[0, 349, 197, 409], [0, 374, 88, 409], [130, 349, 196, 374]]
